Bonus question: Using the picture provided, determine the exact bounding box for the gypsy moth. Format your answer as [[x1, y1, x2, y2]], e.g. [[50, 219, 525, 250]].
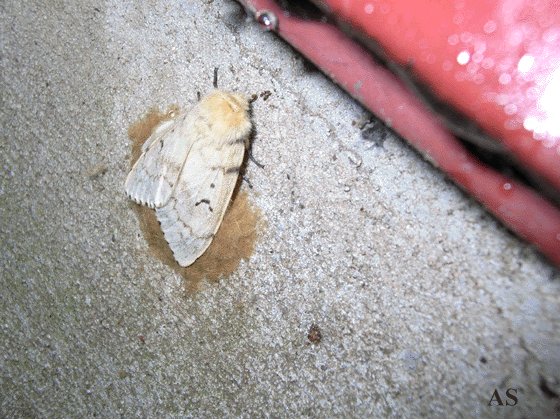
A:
[[125, 90, 252, 267]]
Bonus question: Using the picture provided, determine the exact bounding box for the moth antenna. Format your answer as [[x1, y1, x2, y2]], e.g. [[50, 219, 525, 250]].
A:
[[213, 67, 219, 89]]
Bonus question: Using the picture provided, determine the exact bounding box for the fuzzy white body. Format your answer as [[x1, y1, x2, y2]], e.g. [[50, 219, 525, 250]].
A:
[[125, 90, 252, 267]]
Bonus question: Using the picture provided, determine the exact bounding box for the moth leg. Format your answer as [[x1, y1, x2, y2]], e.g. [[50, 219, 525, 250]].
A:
[[247, 148, 264, 169]]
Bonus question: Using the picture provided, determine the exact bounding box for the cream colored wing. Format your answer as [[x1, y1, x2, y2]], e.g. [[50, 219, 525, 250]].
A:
[[125, 112, 196, 208], [125, 90, 252, 267], [155, 140, 247, 267]]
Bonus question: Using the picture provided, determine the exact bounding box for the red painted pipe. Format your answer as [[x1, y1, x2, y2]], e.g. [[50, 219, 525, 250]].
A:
[[238, 0, 560, 266]]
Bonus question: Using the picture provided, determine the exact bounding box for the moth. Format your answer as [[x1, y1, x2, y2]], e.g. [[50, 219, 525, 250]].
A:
[[125, 90, 252, 267]]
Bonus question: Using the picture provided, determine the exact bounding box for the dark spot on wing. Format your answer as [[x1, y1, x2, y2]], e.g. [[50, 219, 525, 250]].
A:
[[195, 198, 213, 212], [226, 166, 241, 174]]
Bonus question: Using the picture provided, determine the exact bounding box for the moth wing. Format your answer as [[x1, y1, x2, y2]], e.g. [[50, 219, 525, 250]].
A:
[[141, 117, 176, 152], [155, 139, 247, 267], [124, 112, 196, 208]]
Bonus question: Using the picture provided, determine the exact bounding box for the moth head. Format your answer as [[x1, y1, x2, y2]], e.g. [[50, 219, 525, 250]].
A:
[[203, 90, 252, 135]]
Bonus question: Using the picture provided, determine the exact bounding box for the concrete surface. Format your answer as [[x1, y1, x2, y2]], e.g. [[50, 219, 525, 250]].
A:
[[1, 0, 559, 417]]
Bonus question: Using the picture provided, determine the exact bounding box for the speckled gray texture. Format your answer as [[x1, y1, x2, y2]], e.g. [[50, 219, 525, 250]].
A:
[[1, 1, 559, 418]]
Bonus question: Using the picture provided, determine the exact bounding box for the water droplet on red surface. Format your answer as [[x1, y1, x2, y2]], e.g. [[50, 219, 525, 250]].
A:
[[461, 162, 473, 172], [501, 182, 514, 197], [508, 29, 524, 47], [455, 71, 467, 82], [525, 86, 540, 99], [460, 32, 472, 43], [473, 73, 485, 84], [472, 53, 484, 63], [474, 41, 487, 54], [504, 118, 522, 130], [484, 20, 497, 34], [542, 137, 558, 148], [539, 15, 554, 29], [543, 27, 559, 43], [453, 13, 464, 25], [457, 51, 470, 65], [504, 104, 518, 115], [448, 34, 459, 46], [467, 62, 479, 74], [499, 73, 512, 84], [455, 0, 465, 9], [517, 55, 535, 73], [481, 57, 494, 69]]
